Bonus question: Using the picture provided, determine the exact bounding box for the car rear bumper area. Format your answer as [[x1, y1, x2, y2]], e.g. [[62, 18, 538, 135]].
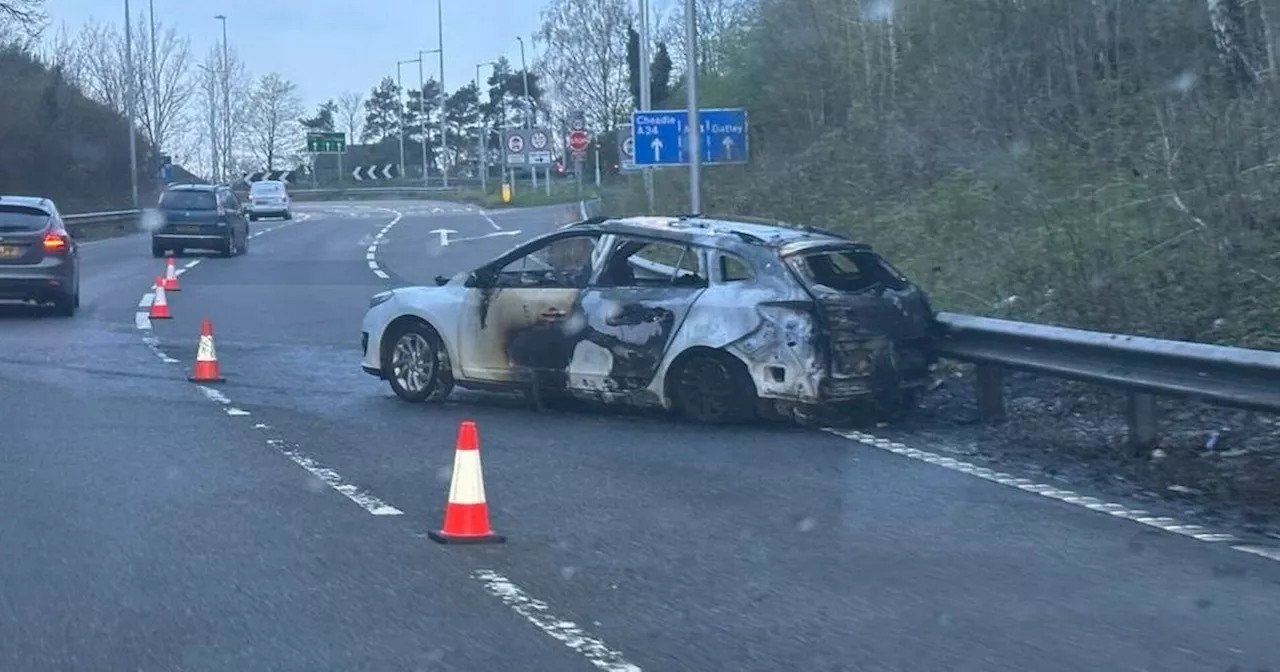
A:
[[153, 233, 228, 247], [0, 273, 73, 301]]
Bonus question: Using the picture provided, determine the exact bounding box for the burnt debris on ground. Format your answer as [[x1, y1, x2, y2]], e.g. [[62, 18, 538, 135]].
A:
[[880, 364, 1280, 542]]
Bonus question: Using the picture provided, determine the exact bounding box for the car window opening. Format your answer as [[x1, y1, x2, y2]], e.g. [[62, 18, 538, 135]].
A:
[[790, 249, 909, 293], [160, 191, 218, 210], [0, 206, 50, 231]]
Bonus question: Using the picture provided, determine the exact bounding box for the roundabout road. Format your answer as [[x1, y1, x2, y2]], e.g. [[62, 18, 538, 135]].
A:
[[5, 199, 1280, 671]]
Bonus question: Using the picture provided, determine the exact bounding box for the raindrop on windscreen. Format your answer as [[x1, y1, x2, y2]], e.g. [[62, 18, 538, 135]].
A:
[[139, 208, 164, 233]]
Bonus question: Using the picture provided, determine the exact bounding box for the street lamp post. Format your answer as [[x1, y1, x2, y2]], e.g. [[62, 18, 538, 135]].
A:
[[638, 0, 655, 212], [149, 0, 158, 154], [124, 0, 139, 207], [517, 36, 536, 189], [683, 0, 701, 213], [436, 0, 448, 188], [420, 48, 442, 187], [197, 64, 219, 182], [214, 15, 230, 183], [476, 61, 495, 193]]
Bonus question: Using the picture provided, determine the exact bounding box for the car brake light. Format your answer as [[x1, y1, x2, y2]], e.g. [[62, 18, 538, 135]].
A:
[[42, 233, 68, 252]]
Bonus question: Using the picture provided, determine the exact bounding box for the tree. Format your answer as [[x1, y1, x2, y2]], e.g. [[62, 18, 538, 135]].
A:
[[129, 15, 194, 159], [444, 82, 482, 170], [198, 44, 252, 181], [534, 0, 632, 133], [626, 25, 672, 109], [336, 91, 363, 143], [361, 76, 400, 143], [0, 0, 46, 41], [245, 72, 303, 171], [301, 100, 336, 132]]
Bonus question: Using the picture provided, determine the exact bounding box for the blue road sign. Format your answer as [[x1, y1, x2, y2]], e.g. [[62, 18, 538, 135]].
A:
[[631, 108, 748, 167]]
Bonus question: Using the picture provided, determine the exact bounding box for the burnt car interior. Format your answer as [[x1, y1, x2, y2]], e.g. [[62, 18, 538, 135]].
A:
[[787, 246, 911, 294]]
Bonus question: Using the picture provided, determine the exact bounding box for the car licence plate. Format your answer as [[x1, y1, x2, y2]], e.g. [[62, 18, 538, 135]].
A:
[[0, 245, 20, 258]]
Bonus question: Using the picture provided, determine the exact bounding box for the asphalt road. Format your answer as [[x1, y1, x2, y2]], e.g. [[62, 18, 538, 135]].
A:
[[4, 199, 1280, 671]]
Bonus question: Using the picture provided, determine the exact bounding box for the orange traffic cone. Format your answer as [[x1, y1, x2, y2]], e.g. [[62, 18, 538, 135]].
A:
[[188, 318, 226, 383], [428, 421, 505, 545], [163, 256, 180, 291], [149, 277, 172, 320]]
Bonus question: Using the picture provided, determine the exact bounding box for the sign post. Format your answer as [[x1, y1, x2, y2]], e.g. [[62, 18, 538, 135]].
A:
[[568, 110, 588, 196], [306, 131, 347, 186], [630, 108, 749, 168]]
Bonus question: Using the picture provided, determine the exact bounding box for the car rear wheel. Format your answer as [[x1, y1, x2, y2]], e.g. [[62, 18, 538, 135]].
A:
[[669, 351, 757, 424], [50, 292, 76, 317], [152, 242, 165, 258], [382, 321, 449, 403]]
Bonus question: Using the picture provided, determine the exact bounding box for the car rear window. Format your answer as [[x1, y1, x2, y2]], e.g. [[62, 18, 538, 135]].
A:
[[250, 183, 284, 195], [160, 190, 218, 210], [787, 248, 910, 292], [0, 205, 51, 231]]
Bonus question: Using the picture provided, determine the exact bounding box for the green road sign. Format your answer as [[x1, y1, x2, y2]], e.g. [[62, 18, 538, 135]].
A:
[[306, 131, 346, 153]]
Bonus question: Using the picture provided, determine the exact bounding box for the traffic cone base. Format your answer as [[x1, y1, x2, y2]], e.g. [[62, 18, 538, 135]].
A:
[[189, 318, 226, 383], [430, 421, 505, 545], [149, 278, 172, 320]]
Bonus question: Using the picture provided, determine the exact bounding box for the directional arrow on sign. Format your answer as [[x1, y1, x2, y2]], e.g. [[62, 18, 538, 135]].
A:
[[380, 164, 393, 179], [351, 165, 364, 181], [650, 138, 663, 162]]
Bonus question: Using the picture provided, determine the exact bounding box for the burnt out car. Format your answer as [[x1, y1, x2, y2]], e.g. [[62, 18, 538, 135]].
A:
[[360, 214, 939, 424]]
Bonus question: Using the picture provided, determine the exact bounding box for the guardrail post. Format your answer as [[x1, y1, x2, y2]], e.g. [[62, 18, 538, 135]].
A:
[[974, 364, 1005, 421], [1125, 392, 1158, 450]]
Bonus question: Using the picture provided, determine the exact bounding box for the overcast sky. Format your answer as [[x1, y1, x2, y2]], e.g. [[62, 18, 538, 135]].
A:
[[42, 0, 549, 112]]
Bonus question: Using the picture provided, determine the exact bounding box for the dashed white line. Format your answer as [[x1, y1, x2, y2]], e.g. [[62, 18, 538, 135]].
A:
[[364, 208, 403, 281], [472, 570, 641, 672], [827, 429, 1280, 563], [267, 439, 404, 516]]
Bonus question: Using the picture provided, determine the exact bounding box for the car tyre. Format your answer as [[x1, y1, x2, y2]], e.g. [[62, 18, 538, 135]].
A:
[[283, 211, 293, 220], [669, 351, 757, 424], [220, 235, 234, 258], [249, 213, 258, 222], [382, 320, 450, 403], [151, 241, 165, 258], [50, 292, 76, 317]]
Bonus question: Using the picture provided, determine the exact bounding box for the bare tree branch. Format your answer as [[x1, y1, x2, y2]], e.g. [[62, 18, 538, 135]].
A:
[[336, 91, 365, 146], [245, 72, 303, 171], [535, 0, 634, 133], [130, 15, 194, 156]]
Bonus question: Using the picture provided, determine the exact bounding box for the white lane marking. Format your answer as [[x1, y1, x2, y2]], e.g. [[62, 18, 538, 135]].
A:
[[198, 385, 232, 405], [266, 439, 404, 516], [483, 213, 501, 230], [827, 429, 1280, 563], [135, 312, 151, 330], [226, 407, 251, 417], [472, 570, 641, 672], [140, 335, 179, 363], [428, 228, 458, 246], [449, 230, 522, 245], [364, 208, 404, 280], [138, 293, 153, 308]]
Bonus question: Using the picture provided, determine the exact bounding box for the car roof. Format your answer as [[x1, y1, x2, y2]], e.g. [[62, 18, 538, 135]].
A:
[[164, 183, 221, 192], [568, 214, 870, 254], [0, 195, 56, 214]]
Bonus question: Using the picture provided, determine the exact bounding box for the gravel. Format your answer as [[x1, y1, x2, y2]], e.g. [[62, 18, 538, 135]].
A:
[[869, 364, 1280, 542]]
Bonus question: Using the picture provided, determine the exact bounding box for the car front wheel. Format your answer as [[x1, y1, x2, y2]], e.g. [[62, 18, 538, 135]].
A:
[[382, 321, 450, 403]]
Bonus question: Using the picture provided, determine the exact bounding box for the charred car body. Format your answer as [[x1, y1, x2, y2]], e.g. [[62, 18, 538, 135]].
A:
[[360, 214, 939, 424]]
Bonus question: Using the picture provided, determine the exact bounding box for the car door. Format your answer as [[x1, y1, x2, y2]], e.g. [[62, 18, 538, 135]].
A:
[[221, 190, 248, 243], [456, 231, 605, 389], [568, 236, 709, 393]]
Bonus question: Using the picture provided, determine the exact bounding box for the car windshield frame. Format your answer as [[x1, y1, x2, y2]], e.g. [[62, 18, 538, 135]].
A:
[[0, 205, 52, 231], [160, 190, 219, 210]]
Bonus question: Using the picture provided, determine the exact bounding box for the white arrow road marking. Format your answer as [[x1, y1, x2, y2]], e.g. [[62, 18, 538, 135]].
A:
[[448, 230, 521, 244], [427, 228, 459, 246]]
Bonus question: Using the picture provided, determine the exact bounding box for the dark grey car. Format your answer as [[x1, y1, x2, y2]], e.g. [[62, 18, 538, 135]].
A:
[[0, 195, 80, 317], [151, 184, 250, 258]]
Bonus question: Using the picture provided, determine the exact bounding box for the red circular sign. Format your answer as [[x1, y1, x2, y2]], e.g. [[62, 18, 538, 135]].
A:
[[568, 129, 590, 152]]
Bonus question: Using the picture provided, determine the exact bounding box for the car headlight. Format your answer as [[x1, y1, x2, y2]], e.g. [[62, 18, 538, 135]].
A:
[[368, 290, 394, 309]]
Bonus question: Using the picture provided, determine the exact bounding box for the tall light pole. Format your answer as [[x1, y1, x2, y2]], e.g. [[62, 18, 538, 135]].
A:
[[198, 63, 219, 182], [396, 58, 418, 180], [638, 0, 655, 212], [683, 0, 701, 213], [148, 0, 158, 155], [214, 15, 230, 183], [436, 0, 448, 187], [516, 36, 536, 189], [124, 0, 138, 207], [476, 61, 495, 193], [420, 48, 441, 187]]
